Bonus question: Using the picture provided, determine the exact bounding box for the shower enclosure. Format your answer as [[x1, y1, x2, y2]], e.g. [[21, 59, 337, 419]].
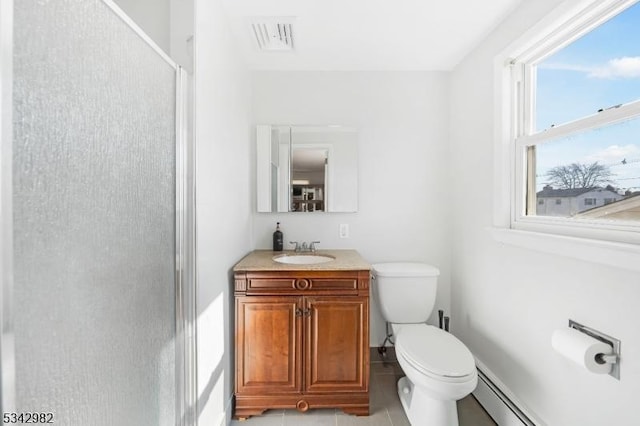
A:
[[1, 1, 196, 425]]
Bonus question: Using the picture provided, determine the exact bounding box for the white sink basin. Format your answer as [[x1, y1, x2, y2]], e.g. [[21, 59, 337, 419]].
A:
[[273, 254, 335, 265]]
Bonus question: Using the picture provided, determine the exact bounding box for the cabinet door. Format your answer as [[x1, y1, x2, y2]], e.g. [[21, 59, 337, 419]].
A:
[[236, 296, 302, 394], [304, 296, 369, 393]]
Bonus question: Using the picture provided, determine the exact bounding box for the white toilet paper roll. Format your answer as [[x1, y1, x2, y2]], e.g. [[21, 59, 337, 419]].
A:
[[551, 328, 613, 374]]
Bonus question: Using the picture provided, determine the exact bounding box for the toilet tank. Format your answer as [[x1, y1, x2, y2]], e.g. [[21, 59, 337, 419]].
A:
[[372, 262, 440, 324]]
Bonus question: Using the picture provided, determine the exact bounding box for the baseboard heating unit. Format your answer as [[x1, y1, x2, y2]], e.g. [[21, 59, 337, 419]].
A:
[[473, 366, 539, 426]]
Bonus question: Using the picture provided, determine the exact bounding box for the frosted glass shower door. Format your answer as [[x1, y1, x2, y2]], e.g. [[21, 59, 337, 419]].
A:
[[6, 1, 186, 425]]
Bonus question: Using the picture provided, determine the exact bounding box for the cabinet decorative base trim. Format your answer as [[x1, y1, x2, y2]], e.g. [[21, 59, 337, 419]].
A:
[[234, 394, 369, 419]]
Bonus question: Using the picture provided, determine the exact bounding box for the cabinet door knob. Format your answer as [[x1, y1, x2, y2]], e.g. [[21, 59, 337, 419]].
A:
[[295, 308, 311, 317]]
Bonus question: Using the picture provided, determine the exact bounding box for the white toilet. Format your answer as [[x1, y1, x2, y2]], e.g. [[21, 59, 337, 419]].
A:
[[372, 262, 477, 426]]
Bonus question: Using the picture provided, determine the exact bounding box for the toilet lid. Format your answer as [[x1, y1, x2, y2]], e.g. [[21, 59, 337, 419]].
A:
[[396, 324, 476, 380]]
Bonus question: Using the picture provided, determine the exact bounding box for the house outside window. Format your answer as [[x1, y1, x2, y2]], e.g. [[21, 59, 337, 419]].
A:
[[501, 0, 640, 244]]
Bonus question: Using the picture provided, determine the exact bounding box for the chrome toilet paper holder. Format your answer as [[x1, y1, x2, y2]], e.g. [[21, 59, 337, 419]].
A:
[[569, 319, 621, 380]]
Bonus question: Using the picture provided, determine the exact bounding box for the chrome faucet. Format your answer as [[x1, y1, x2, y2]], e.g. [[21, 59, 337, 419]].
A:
[[290, 241, 321, 253]]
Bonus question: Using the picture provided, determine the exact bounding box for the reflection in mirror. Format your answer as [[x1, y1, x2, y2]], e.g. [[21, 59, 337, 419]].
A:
[[291, 148, 327, 212], [256, 125, 358, 213]]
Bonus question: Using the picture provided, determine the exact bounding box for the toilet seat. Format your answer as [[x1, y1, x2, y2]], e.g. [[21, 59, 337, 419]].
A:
[[395, 324, 476, 383]]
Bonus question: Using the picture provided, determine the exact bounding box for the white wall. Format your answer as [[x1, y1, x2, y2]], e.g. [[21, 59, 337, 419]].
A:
[[251, 71, 452, 346], [194, 0, 252, 424], [113, 0, 170, 52], [170, 0, 194, 72], [114, 0, 192, 71], [450, 1, 640, 425]]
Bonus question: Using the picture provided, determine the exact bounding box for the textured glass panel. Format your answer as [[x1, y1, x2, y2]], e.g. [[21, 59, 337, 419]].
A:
[[13, 1, 176, 425]]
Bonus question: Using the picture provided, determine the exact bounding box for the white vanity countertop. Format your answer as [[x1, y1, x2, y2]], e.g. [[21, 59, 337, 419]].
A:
[[233, 249, 371, 272]]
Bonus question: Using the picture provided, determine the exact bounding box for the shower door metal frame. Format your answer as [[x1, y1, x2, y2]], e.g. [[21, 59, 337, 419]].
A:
[[0, 1, 198, 425], [0, 0, 16, 414], [175, 65, 198, 426]]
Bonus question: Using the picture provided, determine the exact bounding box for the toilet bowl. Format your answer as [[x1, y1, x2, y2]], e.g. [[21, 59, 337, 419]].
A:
[[393, 324, 477, 426], [371, 262, 477, 426]]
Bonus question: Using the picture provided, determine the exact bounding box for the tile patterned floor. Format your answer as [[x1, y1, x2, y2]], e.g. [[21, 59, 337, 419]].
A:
[[230, 352, 496, 426]]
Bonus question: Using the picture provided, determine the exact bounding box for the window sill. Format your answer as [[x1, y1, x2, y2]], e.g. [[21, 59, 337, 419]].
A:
[[488, 227, 640, 272]]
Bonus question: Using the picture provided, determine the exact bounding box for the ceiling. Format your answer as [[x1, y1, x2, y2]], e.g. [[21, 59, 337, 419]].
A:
[[220, 0, 523, 71], [292, 148, 327, 173]]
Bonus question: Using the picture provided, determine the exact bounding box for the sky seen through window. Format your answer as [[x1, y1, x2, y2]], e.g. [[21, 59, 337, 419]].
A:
[[534, 1, 640, 194]]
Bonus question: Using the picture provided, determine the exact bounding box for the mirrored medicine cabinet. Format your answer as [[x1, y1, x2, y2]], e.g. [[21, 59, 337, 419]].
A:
[[256, 125, 358, 213]]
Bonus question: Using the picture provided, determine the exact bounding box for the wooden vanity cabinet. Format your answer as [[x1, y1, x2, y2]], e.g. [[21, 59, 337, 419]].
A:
[[234, 270, 370, 419]]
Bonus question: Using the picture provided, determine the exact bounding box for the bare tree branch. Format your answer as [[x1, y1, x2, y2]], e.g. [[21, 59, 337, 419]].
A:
[[545, 162, 613, 189]]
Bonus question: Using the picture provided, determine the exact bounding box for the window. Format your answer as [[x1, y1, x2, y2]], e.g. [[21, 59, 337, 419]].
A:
[[505, 0, 640, 244]]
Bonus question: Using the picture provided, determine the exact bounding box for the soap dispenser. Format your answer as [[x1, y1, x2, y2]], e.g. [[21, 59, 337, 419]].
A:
[[273, 222, 283, 251]]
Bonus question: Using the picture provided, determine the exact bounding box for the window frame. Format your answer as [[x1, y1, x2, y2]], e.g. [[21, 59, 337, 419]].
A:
[[494, 0, 640, 246]]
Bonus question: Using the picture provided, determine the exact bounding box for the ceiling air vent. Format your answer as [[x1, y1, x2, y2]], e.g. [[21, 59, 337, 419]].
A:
[[251, 18, 294, 51]]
